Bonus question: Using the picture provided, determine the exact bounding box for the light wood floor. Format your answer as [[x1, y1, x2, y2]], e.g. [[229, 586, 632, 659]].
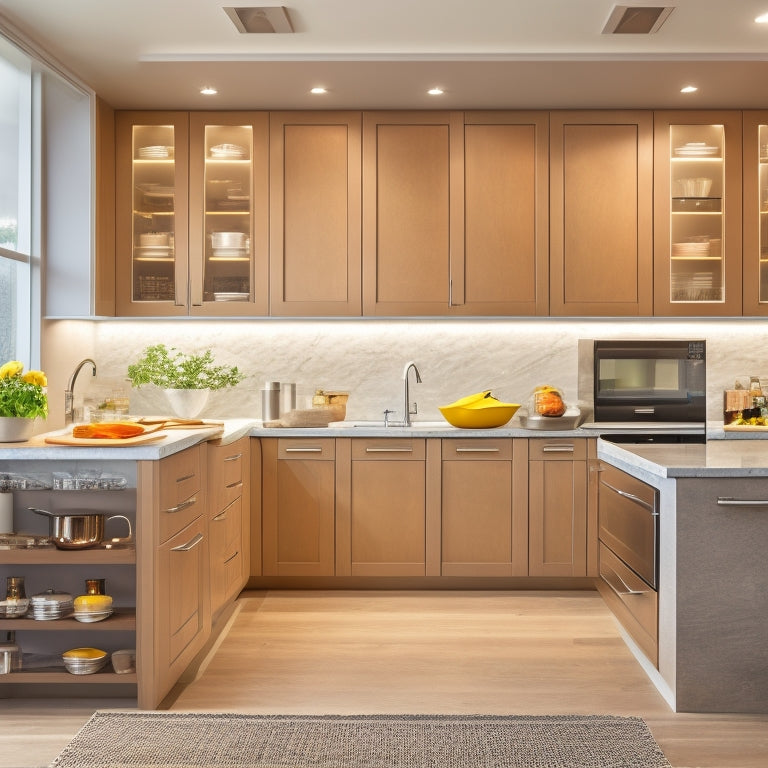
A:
[[2, 590, 767, 768]]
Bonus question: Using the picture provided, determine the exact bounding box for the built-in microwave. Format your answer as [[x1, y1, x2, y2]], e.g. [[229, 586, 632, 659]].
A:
[[592, 339, 706, 426]]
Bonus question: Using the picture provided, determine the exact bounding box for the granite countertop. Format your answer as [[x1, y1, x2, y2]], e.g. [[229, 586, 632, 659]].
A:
[[598, 438, 768, 479]]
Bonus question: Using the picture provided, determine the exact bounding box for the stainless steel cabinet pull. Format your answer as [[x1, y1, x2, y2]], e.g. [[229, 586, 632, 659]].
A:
[[284, 447, 323, 453], [171, 532, 203, 552], [365, 447, 413, 453], [224, 453, 242, 462], [603, 566, 647, 596], [176, 473, 195, 483], [225, 480, 243, 490], [224, 550, 239, 565], [213, 510, 227, 522], [455, 447, 501, 453], [163, 496, 197, 514], [717, 497, 768, 507], [542, 445, 575, 453], [600, 480, 656, 513]]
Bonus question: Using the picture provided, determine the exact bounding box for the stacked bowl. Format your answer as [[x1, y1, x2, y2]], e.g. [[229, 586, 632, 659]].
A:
[[29, 590, 73, 620], [62, 647, 108, 675]]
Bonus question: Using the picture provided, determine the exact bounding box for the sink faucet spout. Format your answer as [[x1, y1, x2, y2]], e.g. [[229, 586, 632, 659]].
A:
[[402, 361, 422, 428], [64, 358, 97, 425]]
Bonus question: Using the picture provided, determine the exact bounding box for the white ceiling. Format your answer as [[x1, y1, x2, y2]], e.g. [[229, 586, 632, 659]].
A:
[[1, 0, 768, 110]]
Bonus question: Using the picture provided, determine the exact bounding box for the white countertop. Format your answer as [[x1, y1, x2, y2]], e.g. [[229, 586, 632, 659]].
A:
[[0, 419, 258, 461]]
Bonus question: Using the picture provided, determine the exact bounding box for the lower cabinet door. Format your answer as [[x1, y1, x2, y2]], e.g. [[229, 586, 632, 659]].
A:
[[262, 438, 336, 576], [528, 439, 588, 577], [347, 439, 427, 576], [156, 514, 210, 701], [441, 439, 527, 576]]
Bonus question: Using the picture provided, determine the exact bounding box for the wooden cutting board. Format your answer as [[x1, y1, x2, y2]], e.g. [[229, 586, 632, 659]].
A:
[[723, 424, 768, 432], [44, 431, 168, 446]]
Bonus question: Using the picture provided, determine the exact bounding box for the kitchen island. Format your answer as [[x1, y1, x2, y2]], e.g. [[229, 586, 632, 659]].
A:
[[597, 438, 768, 714], [0, 420, 255, 709]]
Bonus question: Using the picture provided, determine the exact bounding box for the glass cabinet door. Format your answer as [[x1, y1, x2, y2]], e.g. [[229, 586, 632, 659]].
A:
[[131, 125, 178, 304], [116, 113, 189, 316], [654, 112, 742, 316], [189, 113, 269, 316], [668, 124, 725, 303], [743, 113, 768, 315]]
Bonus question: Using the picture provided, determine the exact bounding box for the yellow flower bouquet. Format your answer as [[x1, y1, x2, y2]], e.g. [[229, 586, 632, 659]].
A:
[[0, 360, 48, 419]]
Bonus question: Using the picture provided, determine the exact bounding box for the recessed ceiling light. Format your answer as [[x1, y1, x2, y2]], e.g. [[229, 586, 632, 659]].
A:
[[427, 87, 444, 96], [310, 87, 327, 94], [755, 12, 768, 23], [680, 85, 698, 94], [200, 86, 218, 95]]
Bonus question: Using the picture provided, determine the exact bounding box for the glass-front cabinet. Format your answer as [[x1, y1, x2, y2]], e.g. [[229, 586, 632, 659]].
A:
[[115, 112, 268, 316], [188, 113, 269, 316], [653, 111, 742, 316], [116, 113, 189, 316], [743, 112, 768, 315]]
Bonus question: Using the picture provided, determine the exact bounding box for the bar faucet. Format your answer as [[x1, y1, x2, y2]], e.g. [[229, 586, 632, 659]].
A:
[[401, 361, 422, 427], [64, 358, 97, 425]]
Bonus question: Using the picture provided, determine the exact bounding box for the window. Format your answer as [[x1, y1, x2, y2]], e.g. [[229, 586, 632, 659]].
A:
[[0, 34, 32, 365]]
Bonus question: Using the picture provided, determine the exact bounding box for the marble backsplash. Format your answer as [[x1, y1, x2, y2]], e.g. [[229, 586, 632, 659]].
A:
[[42, 317, 768, 427]]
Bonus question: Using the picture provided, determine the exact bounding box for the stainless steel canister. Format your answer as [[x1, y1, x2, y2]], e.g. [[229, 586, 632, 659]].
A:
[[261, 381, 281, 422]]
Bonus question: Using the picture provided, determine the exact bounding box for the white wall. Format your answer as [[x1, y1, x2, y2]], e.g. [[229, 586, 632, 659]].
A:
[[41, 317, 768, 428]]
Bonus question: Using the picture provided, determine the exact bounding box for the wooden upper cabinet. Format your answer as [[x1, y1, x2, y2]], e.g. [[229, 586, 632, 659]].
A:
[[653, 110, 742, 316], [362, 111, 462, 315], [742, 111, 767, 315], [456, 112, 549, 315], [549, 111, 653, 316], [270, 112, 362, 315]]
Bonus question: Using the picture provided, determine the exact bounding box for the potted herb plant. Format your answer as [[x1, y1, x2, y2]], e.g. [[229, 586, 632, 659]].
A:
[[0, 360, 48, 442], [127, 344, 245, 418]]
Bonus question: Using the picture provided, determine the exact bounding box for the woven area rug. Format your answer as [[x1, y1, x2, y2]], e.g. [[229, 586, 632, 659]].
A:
[[50, 712, 671, 768]]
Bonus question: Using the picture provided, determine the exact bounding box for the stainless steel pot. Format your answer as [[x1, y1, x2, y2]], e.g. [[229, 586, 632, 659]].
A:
[[29, 508, 132, 550]]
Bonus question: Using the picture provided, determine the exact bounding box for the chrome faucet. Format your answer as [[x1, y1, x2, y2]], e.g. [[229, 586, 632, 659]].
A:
[[401, 361, 422, 427], [64, 358, 97, 424]]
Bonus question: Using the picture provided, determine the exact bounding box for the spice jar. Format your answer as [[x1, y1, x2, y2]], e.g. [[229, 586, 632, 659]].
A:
[[85, 578, 106, 595], [1, 577, 29, 619]]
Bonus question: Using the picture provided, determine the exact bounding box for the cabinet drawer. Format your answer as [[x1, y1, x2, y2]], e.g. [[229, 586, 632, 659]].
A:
[[528, 438, 587, 460], [158, 446, 203, 543], [442, 438, 512, 460], [598, 541, 658, 666], [277, 438, 335, 460], [209, 438, 247, 512], [352, 438, 425, 460], [157, 514, 208, 678]]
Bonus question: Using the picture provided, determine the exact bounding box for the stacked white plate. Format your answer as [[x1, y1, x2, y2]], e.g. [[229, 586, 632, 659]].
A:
[[671, 241, 711, 257], [213, 292, 249, 302], [138, 145, 173, 159], [674, 142, 718, 157], [30, 590, 73, 620], [211, 231, 246, 249], [210, 143, 246, 158]]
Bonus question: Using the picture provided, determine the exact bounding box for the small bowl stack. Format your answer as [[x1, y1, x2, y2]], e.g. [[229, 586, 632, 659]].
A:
[[62, 647, 108, 675], [0, 598, 29, 618], [29, 590, 73, 621], [73, 594, 113, 623]]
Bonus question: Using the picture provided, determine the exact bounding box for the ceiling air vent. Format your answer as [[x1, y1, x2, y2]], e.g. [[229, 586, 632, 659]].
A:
[[602, 5, 674, 34], [223, 6, 294, 34]]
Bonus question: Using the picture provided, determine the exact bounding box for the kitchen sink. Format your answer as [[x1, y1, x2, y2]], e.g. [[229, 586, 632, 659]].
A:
[[328, 420, 454, 430]]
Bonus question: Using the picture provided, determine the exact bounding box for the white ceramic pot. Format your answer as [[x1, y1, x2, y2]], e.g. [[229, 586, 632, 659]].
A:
[[163, 389, 210, 419], [0, 417, 36, 443]]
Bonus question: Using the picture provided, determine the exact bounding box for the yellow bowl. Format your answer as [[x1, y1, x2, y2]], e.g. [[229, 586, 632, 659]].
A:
[[439, 399, 520, 429]]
